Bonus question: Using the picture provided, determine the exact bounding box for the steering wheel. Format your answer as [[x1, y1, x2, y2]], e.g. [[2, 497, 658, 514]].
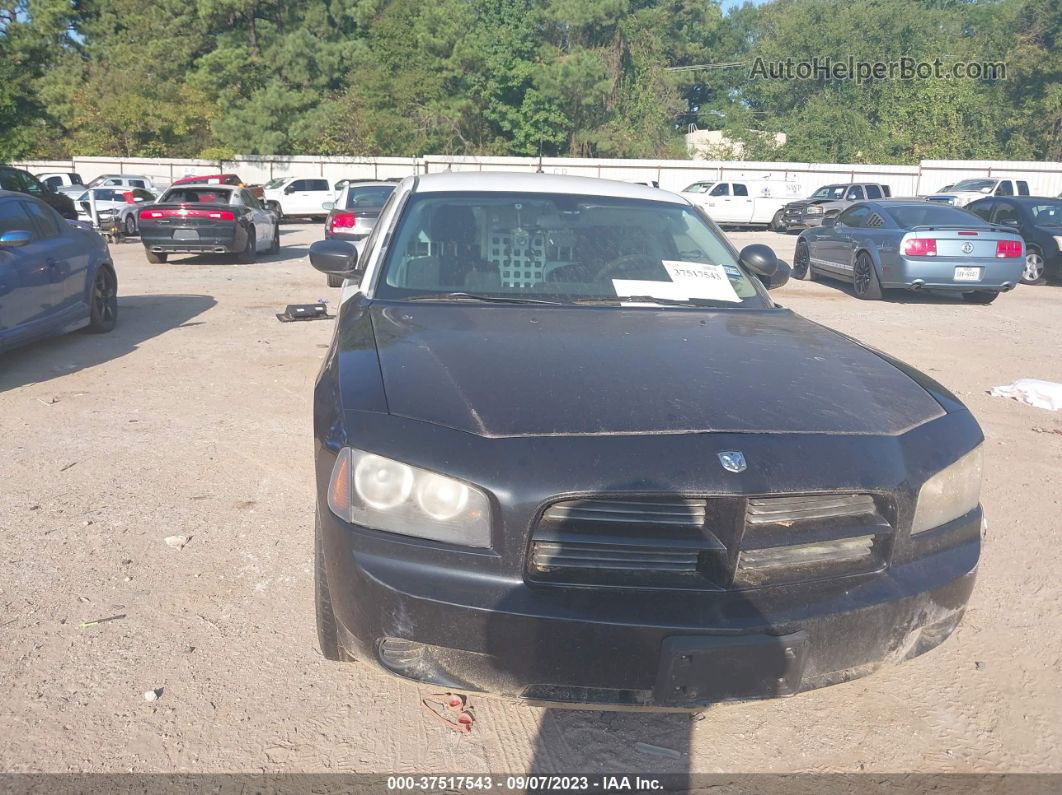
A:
[[596, 254, 661, 282]]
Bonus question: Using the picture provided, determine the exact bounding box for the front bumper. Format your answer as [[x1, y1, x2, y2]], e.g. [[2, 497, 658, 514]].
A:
[[320, 501, 979, 709]]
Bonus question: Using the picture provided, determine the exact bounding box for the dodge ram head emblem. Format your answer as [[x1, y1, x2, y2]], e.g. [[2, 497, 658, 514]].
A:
[[718, 451, 747, 473]]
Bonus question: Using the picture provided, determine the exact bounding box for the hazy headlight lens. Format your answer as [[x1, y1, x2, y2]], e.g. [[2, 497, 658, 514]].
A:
[[911, 446, 982, 535], [354, 454, 413, 510], [416, 473, 470, 520], [806, 206, 823, 214], [327, 448, 491, 548]]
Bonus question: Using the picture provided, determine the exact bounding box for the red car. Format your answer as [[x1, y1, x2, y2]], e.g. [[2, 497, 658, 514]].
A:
[[171, 173, 264, 201]]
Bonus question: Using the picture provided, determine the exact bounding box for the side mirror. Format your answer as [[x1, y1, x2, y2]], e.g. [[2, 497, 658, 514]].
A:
[[322, 201, 334, 210], [739, 244, 790, 290], [284, 185, 296, 194], [0, 230, 33, 249], [821, 215, 836, 228], [310, 239, 359, 277]]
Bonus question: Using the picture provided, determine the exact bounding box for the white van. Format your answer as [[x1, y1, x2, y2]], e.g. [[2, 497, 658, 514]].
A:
[[681, 179, 802, 227]]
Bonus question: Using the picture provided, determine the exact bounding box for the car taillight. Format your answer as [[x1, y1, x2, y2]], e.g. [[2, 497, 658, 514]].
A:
[[904, 238, 937, 256], [328, 211, 357, 233], [140, 210, 164, 219], [207, 211, 235, 221], [995, 240, 1022, 258]]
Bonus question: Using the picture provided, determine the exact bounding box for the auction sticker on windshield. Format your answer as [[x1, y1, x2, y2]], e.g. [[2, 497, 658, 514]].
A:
[[612, 261, 741, 303]]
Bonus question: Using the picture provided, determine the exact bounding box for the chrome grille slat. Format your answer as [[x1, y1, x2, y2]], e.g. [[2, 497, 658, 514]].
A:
[[746, 494, 877, 525]]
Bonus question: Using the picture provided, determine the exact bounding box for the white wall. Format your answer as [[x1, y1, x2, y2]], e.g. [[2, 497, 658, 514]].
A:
[[14, 154, 1061, 198]]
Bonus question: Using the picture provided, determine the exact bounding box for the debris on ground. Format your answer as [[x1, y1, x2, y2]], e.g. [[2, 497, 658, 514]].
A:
[[143, 689, 162, 702], [421, 692, 475, 734], [634, 742, 682, 759], [990, 379, 1062, 411], [164, 535, 191, 550], [1031, 426, 1062, 435], [80, 614, 126, 628], [276, 303, 332, 322]]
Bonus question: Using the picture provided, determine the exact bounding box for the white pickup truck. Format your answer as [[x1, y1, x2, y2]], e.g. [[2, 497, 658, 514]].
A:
[[681, 180, 802, 227], [926, 178, 1031, 208]]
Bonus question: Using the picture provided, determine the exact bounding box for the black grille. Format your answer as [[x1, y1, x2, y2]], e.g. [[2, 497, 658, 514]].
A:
[[527, 493, 893, 589]]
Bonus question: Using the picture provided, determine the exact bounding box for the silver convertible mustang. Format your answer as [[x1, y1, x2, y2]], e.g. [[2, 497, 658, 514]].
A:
[[793, 200, 1025, 303]]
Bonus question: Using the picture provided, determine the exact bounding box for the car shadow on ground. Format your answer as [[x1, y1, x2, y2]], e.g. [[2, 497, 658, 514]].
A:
[[0, 293, 216, 393], [809, 276, 999, 305]]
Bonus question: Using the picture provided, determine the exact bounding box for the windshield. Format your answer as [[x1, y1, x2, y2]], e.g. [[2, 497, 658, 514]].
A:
[[951, 179, 996, 192], [374, 192, 768, 307], [160, 187, 234, 204], [885, 205, 988, 228], [682, 182, 714, 193], [343, 185, 395, 210], [76, 188, 126, 202], [1029, 202, 1062, 226], [264, 178, 285, 189], [810, 185, 846, 200]]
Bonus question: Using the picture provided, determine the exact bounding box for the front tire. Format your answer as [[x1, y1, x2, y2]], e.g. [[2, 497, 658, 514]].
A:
[[315, 510, 347, 662], [1022, 247, 1046, 285], [770, 210, 787, 233], [963, 291, 999, 304], [237, 227, 257, 263], [268, 223, 280, 254], [85, 266, 118, 333], [853, 252, 882, 300], [145, 249, 168, 264], [793, 240, 814, 280]]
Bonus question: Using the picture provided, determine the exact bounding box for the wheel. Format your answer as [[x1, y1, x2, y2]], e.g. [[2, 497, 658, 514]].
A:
[[315, 510, 347, 661], [145, 249, 168, 264], [1022, 247, 1046, 285], [963, 291, 999, 304], [327, 273, 344, 288], [85, 266, 118, 333], [124, 214, 137, 236], [237, 227, 256, 263], [770, 210, 787, 233], [852, 252, 882, 300], [268, 223, 280, 254], [792, 240, 814, 280]]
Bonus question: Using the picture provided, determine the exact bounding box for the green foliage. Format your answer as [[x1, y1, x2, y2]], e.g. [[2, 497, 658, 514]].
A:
[[1, 0, 1060, 162]]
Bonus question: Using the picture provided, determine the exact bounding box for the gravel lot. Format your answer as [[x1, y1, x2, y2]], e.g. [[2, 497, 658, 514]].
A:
[[1, 222, 1060, 775]]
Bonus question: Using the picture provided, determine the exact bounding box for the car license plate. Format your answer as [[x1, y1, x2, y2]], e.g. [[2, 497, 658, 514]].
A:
[[954, 267, 981, 281], [173, 229, 199, 241], [653, 631, 808, 706]]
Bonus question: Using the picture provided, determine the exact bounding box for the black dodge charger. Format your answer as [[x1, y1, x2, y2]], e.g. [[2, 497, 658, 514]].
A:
[[308, 173, 983, 709]]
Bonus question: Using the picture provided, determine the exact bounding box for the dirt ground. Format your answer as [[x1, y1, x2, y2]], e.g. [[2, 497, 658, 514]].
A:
[[1, 222, 1060, 776]]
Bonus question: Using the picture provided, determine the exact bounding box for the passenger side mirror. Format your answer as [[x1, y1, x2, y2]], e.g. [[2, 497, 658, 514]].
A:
[[0, 230, 33, 249], [284, 185, 296, 194], [739, 244, 789, 289], [821, 215, 836, 228], [309, 239, 359, 277]]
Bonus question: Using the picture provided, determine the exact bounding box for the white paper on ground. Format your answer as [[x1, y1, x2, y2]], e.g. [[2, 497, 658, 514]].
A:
[[611, 261, 741, 304], [989, 379, 1062, 411]]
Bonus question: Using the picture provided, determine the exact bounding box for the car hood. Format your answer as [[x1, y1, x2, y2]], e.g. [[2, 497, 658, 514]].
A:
[[368, 305, 945, 438]]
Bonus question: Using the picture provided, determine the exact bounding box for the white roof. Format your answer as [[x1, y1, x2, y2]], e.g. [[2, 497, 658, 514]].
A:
[[412, 171, 687, 203]]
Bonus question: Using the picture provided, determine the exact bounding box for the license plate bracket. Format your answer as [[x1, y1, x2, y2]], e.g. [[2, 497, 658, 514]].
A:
[[173, 228, 200, 241], [654, 631, 809, 706], [954, 266, 982, 281]]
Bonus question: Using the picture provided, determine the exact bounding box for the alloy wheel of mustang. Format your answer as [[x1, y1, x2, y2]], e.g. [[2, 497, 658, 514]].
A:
[[854, 257, 872, 295], [1024, 251, 1044, 283], [794, 243, 810, 277], [94, 270, 116, 323]]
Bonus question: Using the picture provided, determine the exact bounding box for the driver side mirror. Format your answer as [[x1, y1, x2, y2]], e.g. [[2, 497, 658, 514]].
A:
[[284, 185, 296, 194], [821, 215, 837, 228], [309, 239, 360, 277], [739, 244, 790, 290], [0, 230, 33, 249]]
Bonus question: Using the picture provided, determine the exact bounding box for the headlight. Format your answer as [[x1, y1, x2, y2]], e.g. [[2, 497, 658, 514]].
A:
[[806, 206, 823, 214], [327, 447, 491, 547], [910, 446, 982, 534]]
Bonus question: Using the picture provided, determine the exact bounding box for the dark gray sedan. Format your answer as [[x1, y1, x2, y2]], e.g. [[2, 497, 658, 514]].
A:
[[793, 200, 1026, 303]]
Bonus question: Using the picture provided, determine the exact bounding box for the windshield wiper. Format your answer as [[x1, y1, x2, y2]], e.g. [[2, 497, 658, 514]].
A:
[[406, 292, 563, 305]]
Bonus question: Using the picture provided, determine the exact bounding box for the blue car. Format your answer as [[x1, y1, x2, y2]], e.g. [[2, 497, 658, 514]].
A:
[[0, 190, 117, 353], [793, 200, 1025, 303]]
